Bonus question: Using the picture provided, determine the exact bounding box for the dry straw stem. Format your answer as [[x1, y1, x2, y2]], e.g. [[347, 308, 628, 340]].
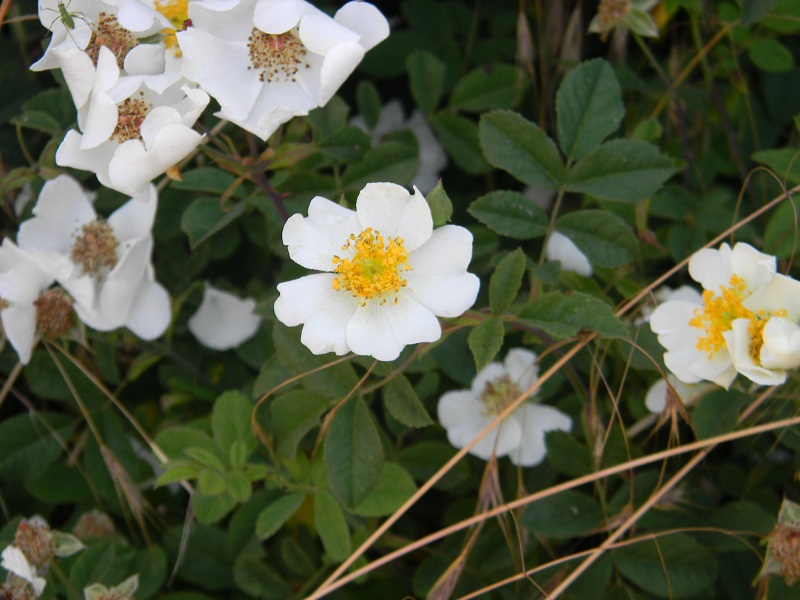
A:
[[307, 183, 800, 600]]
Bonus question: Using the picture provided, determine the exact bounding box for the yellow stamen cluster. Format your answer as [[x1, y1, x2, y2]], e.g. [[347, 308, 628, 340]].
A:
[[86, 12, 140, 69], [247, 27, 310, 83], [480, 374, 520, 417], [155, 0, 188, 54], [112, 93, 151, 143], [689, 274, 788, 362], [332, 228, 411, 307], [71, 219, 119, 274]]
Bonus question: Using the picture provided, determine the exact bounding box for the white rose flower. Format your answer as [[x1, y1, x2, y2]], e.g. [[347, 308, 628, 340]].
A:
[[55, 46, 208, 202], [650, 242, 800, 388], [16, 174, 171, 340], [644, 374, 712, 414], [437, 348, 572, 466], [1, 546, 46, 597], [545, 230, 593, 277], [351, 100, 447, 194], [188, 283, 262, 350], [31, 0, 171, 109], [274, 182, 480, 361], [177, 0, 389, 140], [0, 240, 58, 364]]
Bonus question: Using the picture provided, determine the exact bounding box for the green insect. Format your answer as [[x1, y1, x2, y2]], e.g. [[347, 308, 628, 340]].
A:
[[42, 0, 93, 35]]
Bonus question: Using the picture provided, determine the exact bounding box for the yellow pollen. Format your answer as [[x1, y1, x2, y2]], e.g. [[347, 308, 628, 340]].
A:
[[688, 274, 788, 362], [332, 228, 411, 307], [71, 219, 119, 274], [155, 0, 188, 54], [480, 375, 520, 417], [247, 27, 310, 83]]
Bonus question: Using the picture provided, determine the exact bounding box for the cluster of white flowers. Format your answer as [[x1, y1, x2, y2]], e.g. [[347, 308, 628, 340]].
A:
[[650, 242, 800, 389], [32, 0, 388, 197], [437, 348, 572, 466], [0, 175, 171, 363]]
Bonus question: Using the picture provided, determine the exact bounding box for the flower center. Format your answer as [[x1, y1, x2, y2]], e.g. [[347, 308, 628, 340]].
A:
[[768, 522, 800, 585], [597, 0, 629, 28], [112, 93, 151, 143], [86, 12, 140, 69], [688, 274, 787, 362], [0, 297, 8, 311], [480, 374, 520, 417], [71, 219, 119, 274], [247, 27, 310, 83], [155, 0, 188, 55], [331, 228, 411, 306], [34, 289, 73, 339], [14, 519, 55, 571]]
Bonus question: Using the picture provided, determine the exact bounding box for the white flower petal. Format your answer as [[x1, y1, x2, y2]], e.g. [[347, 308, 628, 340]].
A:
[[1, 546, 46, 597], [471, 362, 506, 395], [503, 348, 539, 393], [1, 305, 38, 364], [334, 1, 390, 51], [510, 403, 572, 466], [297, 8, 359, 55], [437, 390, 481, 429], [274, 274, 356, 355], [282, 197, 361, 271], [125, 279, 171, 340], [761, 317, 800, 370], [107, 190, 158, 241], [346, 294, 441, 361], [252, 0, 307, 33], [546, 231, 593, 277], [723, 318, 786, 386], [356, 183, 432, 252], [188, 284, 261, 350]]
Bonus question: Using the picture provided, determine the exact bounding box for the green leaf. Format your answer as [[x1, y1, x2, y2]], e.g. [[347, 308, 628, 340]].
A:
[[233, 555, 290, 600], [355, 80, 382, 130], [691, 389, 749, 440], [255, 492, 307, 540], [518, 291, 629, 340], [212, 390, 256, 460], [352, 462, 417, 517], [181, 197, 246, 250], [521, 490, 603, 537], [450, 64, 521, 112], [226, 472, 252, 503], [740, 0, 780, 25], [341, 142, 418, 191], [468, 190, 548, 239], [425, 180, 453, 226], [383, 375, 433, 428], [396, 441, 472, 492], [198, 468, 227, 496], [545, 430, 592, 477], [173, 167, 238, 196], [0, 412, 75, 481], [318, 126, 371, 165], [193, 491, 238, 525], [313, 490, 351, 561], [764, 198, 799, 258], [270, 390, 329, 458], [614, 534, 717, 598], [155, 462, 200, 487], [406, 50, 446, 114], [306, 96, 349, 138], [468, 317, 505, 371], [156, 426, 217, 461], [184, 447, 226, 471], [431, 113, 491, 174], [555, 209, 638, 268], [556, 59, 624, 160], [324, 397, 385, 508], [752, 147, 800, 184], [565, 139, 675, 202], [479, 110, 566, 188], [273, 323, 360, 399], [489, 248, 527, 316], [749, 37, 794, 72]]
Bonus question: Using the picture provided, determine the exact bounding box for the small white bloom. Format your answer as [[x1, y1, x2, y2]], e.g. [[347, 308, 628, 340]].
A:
[[351, 100, 447, 194], [55, 47, 208, 202], [650, 242, 800, 388], [17, 174, 171, 340], [644, 374, 711, 413], [274, 182, 479, 361], [177, 0, 389, 140], [588, 0, 659, 39], [188, 283, 262, 350], [636, 284, 702, 325], [545, 231, 593, 277], [437, 348, 572, 466], [1, 546, 46, 597], [31, 0, 172, 108], [0, 240, 57, 364]]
